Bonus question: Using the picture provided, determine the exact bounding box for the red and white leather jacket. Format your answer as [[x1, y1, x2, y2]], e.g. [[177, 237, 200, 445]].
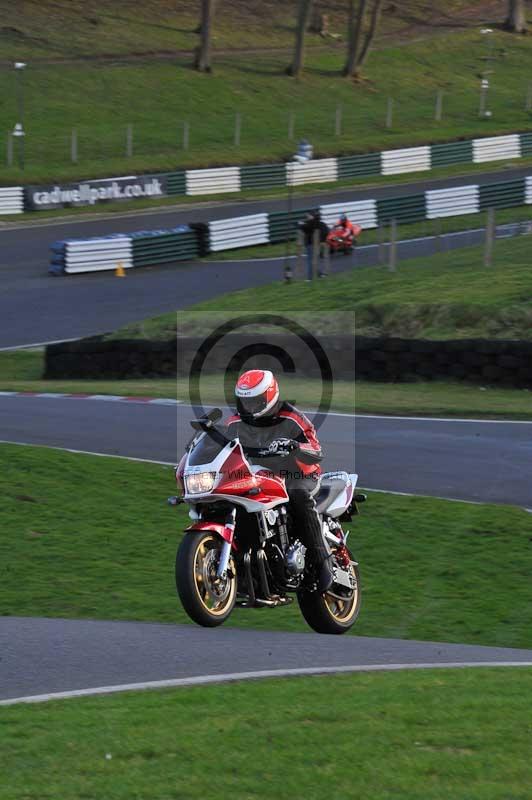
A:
[[225, 402, 323, 477]]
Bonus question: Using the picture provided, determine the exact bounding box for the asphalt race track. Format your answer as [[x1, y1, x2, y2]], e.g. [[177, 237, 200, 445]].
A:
[[1, 396, 531, 507], [2, 169, 532, 703], [2, 617, 532, 703], [1, 165, 529, 348]]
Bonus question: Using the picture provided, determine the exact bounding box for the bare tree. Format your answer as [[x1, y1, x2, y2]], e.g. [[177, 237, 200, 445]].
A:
[[505, 0, 527, 33], [343, 0, 383, 78], [195, 0, 216, 72], [287, 0, 315, 77]]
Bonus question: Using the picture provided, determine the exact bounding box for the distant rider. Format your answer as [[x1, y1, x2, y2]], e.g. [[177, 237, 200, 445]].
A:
[[226, 369, 333, 593], [334, 213, 358, 243]]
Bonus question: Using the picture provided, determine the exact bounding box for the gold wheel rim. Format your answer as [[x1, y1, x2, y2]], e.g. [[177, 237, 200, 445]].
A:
[[324, 564, 359, 624], [193, 535, 236, 616]]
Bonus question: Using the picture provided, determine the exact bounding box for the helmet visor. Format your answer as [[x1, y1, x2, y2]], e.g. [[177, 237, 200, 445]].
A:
[[238, 393, 268, 417]]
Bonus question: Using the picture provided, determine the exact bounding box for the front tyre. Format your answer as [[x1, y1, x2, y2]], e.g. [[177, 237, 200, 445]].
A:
[[297, 562, 360, 635], [176, 532, 237, 627]]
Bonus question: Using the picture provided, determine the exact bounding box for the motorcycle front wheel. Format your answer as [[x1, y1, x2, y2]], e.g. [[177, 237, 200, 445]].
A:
[[176, 532, 237, 627], [297, 562, 361, 635]]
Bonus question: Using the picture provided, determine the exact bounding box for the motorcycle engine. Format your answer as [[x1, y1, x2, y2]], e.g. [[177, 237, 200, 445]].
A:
[[285, 540, 307, 576]]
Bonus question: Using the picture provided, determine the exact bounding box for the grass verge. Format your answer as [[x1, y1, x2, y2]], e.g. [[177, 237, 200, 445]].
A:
[[2, 444, 532, 647], [2, 29, 532, 182], [166, 235, 532, 340], [3, 669, 532, 800], [1, 351, 532, 419]]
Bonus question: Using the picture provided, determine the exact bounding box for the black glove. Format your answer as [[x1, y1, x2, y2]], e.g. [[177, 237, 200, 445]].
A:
[[259, 438, 299, 457]]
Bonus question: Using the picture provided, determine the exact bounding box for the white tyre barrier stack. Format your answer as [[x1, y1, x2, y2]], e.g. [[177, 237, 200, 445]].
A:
[[0, 187, 24, 215], [209, 213, 270, 251]]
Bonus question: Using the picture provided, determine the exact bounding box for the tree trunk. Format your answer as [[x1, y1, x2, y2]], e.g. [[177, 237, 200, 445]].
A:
[[354, 0, 383, 74], [195, 0, 216, 72], [343, 0, 368, 77], [287, 0, 315, 77], [344, 0, 383, 78], [506, 0, 527, 33]]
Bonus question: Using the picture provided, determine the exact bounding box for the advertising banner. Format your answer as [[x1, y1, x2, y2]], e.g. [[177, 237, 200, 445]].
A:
[[25, 173, 167, 210]]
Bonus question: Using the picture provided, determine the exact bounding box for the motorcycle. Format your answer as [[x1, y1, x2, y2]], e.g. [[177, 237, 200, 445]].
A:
[[326, 223, 362, 255], [170, 409, 365, 635]]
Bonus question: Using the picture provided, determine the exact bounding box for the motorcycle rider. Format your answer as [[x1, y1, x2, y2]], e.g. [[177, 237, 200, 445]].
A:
[[334, 213, 358, 244], [226, 369, 333, 593]]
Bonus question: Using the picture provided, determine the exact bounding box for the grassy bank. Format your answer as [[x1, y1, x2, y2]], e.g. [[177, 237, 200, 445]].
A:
[[2, 444, 532, 646], [108, 235, 532, 340], [2, 26, 532, 183], [3, 668, 532, 800], [1, 350, 531, 419]]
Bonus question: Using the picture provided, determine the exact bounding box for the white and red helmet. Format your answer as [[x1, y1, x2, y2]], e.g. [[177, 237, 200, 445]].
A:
[[235, 369, 280, 419]]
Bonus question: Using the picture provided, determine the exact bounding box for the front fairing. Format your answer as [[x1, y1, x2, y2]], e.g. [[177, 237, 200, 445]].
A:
[[181, 429, 288, 508]]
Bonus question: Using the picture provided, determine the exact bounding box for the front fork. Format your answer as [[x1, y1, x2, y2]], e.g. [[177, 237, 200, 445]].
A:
[[217, 507, 236, 578]]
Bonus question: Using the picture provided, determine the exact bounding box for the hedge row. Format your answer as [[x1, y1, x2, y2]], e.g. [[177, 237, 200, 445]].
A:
[[44, 336, 532, 387]]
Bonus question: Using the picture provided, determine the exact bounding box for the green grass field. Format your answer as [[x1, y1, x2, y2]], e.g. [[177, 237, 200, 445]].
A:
[[3, 668, 532, 800], [2, 444, 532, 647], [2, 18, 532, 183]]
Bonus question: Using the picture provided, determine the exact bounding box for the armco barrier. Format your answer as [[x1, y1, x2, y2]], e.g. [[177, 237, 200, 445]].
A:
[[287, 158, 338, 186], [49, 174, 532, 273], [24, 130, 532, 211], [320, 199, 378, 229], [49, 225, 198, 275], [208, 213, 270, 251], [64, 236, 132, 275], [186, 167, 241, 196], [45, 336, 532, 388], [473, 134, 521, 164], [131, 227, 200, 266], [381, 146, 431, 176], [426, 185, 479, 219], [0, 187, 24, 215]]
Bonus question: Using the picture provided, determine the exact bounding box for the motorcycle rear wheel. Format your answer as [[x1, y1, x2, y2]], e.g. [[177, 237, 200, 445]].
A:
[[297, 562, 361, 635], [176, 532, 237, 627]]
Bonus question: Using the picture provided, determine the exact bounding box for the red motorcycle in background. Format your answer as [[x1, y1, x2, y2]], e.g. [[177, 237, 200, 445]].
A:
[[326, 222, 362, 255], [171, 409, 365, 635]]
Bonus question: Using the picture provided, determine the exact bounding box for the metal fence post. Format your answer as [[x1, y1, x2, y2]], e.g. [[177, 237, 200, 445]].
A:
[[312, 228, 320, 280], [435, 90, 443, 122], [335, 103, 342, 137], [126, 124, 133, 157], [389, 218, 398, 272], [386, 97, 394, 128], [484, 207, 495, 267], [288, 112, 295, 140], [234, 113, 241, 147], [526, 83, 532, 112], [434, 217, 443, 252], [377, 223, 386, 265], [7, 132, 13, 167], [321, 241, 331, 275], [295, 229, 304, 280], [71, 129, 78, 163], [183, 121, 190, 151], [479, 78, 489, 118]]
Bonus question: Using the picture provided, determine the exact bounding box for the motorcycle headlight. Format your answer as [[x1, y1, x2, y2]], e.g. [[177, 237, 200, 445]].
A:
[[185, 472, 216, 495]]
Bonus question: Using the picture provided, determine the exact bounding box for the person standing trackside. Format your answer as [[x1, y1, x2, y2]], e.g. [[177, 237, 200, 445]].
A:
[[298, 209, 329, 280]]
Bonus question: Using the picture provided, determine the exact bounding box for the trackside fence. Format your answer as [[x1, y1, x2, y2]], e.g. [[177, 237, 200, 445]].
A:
[[49, 175, 532, 274], [4, 130, 532, 215]]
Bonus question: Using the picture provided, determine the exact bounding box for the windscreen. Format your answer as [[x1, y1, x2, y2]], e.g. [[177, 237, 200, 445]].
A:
[[188, 427, 229, 467]]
